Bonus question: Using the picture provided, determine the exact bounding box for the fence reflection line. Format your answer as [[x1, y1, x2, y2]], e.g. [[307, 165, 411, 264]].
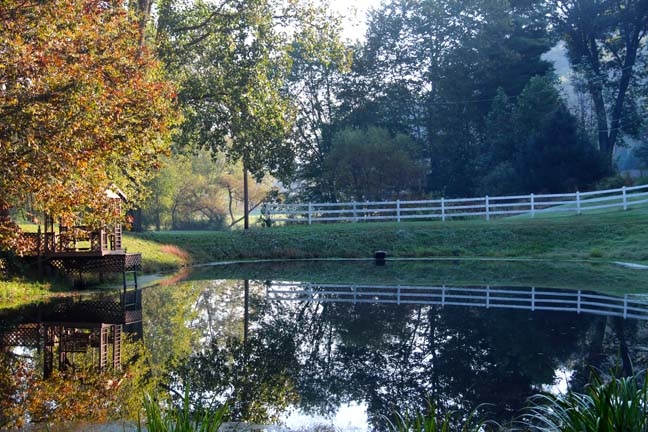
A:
[[266, 282, 648, 320]]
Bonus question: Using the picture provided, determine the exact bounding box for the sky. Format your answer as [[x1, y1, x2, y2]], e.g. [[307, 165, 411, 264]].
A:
[[330, 0, 377, 41]]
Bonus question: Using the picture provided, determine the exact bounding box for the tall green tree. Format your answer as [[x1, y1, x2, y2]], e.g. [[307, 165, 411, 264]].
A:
[[322, 127, 424, 201], [480, 76, 606, 194], [550, 0, 648, 167], [157, 0, 350, 224], [345, 0, 554, 197], [285, 5, 352, 201]]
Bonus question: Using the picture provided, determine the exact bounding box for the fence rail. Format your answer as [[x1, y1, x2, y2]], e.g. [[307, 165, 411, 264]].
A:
[[266, 282, 648, 320], [262, 184, 648, 225]]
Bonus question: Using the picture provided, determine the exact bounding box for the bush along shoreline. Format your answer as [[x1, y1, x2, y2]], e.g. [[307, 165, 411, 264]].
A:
[[139, 370, 648, 432]]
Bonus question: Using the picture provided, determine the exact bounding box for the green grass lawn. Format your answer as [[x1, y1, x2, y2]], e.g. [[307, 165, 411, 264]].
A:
[[135, 206, 648, 264]]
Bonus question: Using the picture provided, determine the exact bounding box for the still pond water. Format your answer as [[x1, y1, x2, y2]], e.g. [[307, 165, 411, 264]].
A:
[[2, 260, 648, 431]]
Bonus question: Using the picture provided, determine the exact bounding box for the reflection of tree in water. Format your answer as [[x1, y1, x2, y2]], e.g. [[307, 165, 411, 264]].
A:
[[169, 279, 648, 430], [177, 279, 300, 424], [570, 316, 648, 390], [0, 286, 162, 429], [289, 301, 593, 428], [0, 337, 150, 429]]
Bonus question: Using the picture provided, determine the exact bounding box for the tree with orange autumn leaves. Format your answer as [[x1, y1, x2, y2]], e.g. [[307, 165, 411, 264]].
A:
[[0, 0, 180, 251]]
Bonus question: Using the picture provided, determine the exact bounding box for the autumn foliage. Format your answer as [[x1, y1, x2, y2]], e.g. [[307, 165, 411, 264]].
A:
[[0, 0, 180, 249]]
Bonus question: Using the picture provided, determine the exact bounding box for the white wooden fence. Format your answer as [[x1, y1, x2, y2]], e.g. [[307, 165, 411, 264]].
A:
[[266, 282, 648, 320], [262, 184, 648, 225]]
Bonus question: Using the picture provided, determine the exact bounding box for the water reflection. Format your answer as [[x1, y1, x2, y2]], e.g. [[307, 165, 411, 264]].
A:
[[0, 289, 146, 429], [267, 282, 648, 320], [1, 271, 648, 431], [175, 279, 648, 430]]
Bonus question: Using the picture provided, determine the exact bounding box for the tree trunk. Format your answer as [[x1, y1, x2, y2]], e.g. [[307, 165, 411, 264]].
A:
[[135, 0, 154, 48], [612, 317, 634, 377], [243, 163, 249, 230]]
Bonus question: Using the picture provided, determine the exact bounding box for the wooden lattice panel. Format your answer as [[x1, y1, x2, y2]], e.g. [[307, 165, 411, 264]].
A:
[[47, 253, 141, 274], [124, 253, 142, 271], [0, 323, 42, 348], [46, 300, 124, 324]]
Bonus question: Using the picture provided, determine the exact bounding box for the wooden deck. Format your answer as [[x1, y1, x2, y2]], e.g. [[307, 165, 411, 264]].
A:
[[18, 223, 140, 279], [21, 226, 123, 258]]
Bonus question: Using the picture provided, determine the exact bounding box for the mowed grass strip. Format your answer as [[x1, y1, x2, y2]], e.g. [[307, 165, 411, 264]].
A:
[[133, 206, 648, 264]]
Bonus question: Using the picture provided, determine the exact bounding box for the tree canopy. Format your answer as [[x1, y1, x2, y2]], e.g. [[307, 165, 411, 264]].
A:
[[0, 0, 179, 247], [323, 127, 424, 201], [156, 0, 298, 182], [551, 0, 648, 165], [4, 0, 648, 240]]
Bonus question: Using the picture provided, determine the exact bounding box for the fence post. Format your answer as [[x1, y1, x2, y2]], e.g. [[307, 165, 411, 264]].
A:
[[530, 193, 535, 218], [577, 290, 581, 313], [531, 287, 535, 311], [352, 202, 357, 222], [396, 200, 401, 222], [623, 186, 628, 210], [624, 294, 628, 319], [308, 203, 313, 225], [441, 198, 446, 222], [576, 191, 581, 215], [485, 195, 490, 221]]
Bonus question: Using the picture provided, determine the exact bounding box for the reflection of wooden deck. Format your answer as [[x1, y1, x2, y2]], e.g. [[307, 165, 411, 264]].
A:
[[0, 291, 143, 377]]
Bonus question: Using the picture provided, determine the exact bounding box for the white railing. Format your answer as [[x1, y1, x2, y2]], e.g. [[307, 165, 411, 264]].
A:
[[266, 282, 648, 320], [262, 184, 648, 225]]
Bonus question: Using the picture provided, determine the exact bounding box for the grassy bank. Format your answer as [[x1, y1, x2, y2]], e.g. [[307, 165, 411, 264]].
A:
[[4, 207, 648, 306], [135, 207, 648, 264], [0, 236, 186, 308]]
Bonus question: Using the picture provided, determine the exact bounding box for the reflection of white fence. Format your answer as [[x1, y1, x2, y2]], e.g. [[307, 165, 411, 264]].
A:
[[263, 184, 648, 224], [266, 282, 648, 320]]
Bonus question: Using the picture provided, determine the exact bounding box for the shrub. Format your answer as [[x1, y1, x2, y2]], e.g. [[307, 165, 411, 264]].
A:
[[138, 390, 227, 432], [385, 401, 494, 432], [522, 371, 648, 432]]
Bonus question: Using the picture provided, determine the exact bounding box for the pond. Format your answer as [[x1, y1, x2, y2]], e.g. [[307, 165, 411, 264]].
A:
[[2, 259, 648, 430]]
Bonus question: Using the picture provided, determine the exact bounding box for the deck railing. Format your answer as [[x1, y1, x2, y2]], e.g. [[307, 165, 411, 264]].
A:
[[262, 184, 648, 225], [20, 227, 121, 256], [266, 282, 648, 320]]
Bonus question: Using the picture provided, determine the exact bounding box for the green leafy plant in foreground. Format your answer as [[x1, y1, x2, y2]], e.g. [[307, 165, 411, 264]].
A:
[[138, 391, 227, 432], [385, 401, 495, 432], [523, 371, 648, 432], [134, 371, 648, 432]]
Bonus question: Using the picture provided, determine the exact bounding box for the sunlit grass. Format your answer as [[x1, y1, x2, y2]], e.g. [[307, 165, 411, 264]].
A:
[[0, 279, 58, 309], [0, 235, 188, 308], [123, 234, 188, 273]]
